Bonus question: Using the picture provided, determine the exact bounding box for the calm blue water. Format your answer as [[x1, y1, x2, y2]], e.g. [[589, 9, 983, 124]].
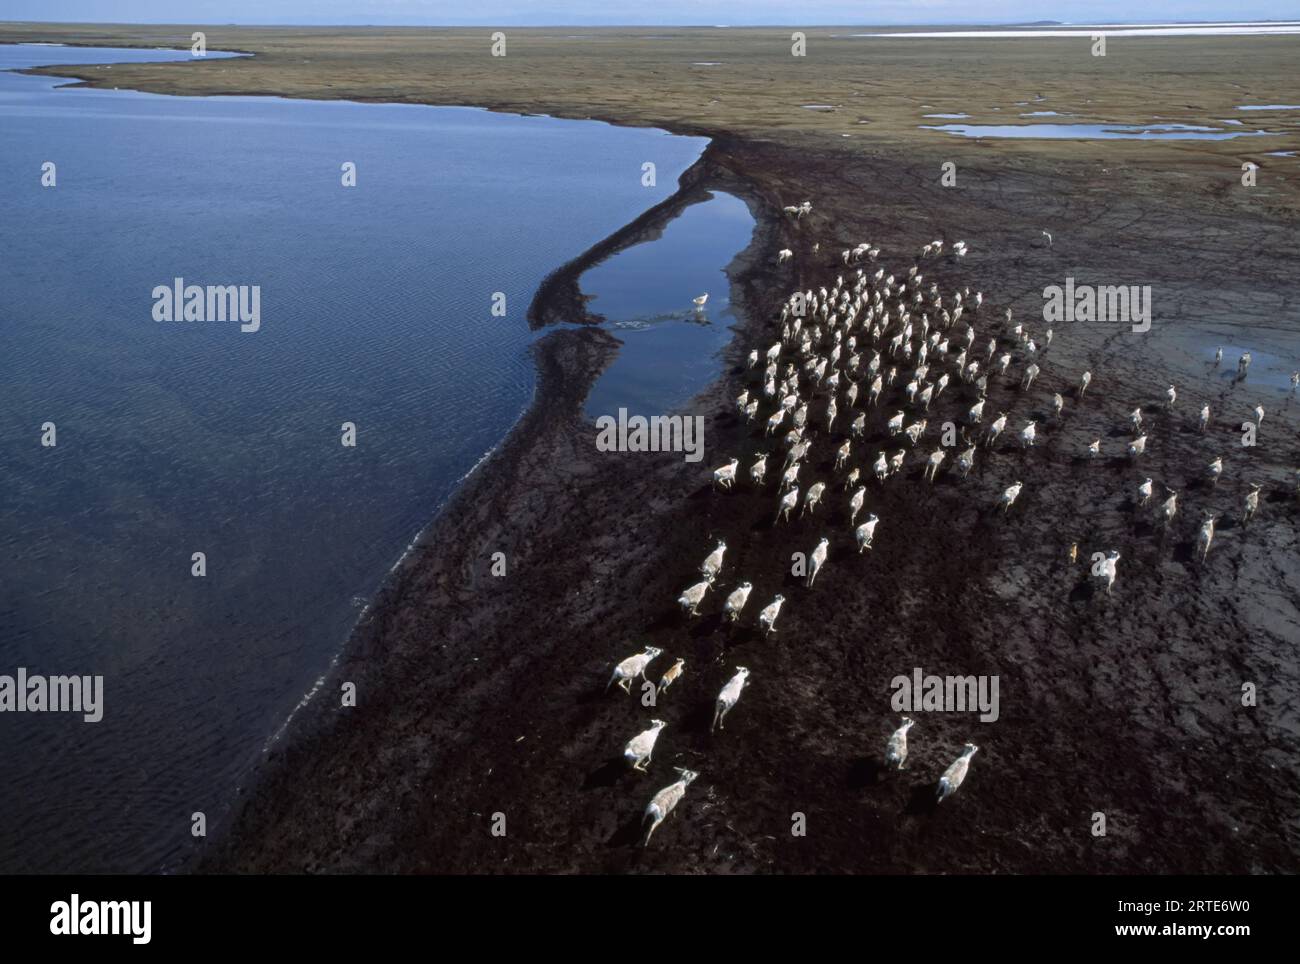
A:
[[583, 191, 755, 420], [0, 44, 713, 872]]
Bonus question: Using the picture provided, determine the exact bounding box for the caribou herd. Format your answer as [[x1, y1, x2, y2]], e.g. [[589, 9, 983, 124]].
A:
[[598, 200, 1296, 849]]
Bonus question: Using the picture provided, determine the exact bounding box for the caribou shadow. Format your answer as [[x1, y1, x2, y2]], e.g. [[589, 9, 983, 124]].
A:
[[848, 756, 885, 789]]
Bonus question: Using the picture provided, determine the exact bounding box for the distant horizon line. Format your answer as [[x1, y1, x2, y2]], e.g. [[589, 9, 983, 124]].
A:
[[4, 18, 1300, 29]]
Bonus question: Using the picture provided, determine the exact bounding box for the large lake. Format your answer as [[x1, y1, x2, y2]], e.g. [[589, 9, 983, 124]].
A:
[[0, 44, 748, 872]]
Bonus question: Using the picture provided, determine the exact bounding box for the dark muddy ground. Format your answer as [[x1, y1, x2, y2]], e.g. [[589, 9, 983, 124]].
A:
[[1, 19, 1295, 877], [202, 131, 1300, 874]]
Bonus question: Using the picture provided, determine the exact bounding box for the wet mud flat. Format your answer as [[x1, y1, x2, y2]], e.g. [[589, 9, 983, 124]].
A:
[[204, 128, 1300, 873]]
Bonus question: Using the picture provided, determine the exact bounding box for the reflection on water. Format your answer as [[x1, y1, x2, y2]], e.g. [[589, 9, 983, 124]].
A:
[[1198, 346, 1298, 392], [581, 192, 756, 420]]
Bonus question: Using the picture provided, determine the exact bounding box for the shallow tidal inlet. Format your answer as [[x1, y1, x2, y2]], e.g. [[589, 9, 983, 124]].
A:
[[0, 44, 720, 872], [583, 190, 756, 421]]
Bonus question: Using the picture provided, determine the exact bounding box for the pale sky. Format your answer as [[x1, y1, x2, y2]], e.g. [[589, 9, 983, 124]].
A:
[[3, 1, 1297, 26]]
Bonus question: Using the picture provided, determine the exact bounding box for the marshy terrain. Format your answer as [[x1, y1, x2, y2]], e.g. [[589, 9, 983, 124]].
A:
[[4, 22, 1296, 872]]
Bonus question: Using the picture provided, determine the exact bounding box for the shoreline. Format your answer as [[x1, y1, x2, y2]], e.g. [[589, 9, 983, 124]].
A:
[[257, 144, 743, 756], [4, 26, 1296, 873], [4, 35, 778, 871], [205, 127, 1300, 874], [528, 141, 737, 329], [6, 36, 767, 871], [196, 129, 783, 870]]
